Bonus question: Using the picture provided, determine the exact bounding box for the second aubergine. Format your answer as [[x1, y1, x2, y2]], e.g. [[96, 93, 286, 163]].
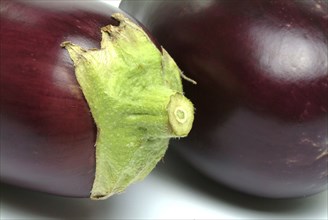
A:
[[120, 0, 328, 198]]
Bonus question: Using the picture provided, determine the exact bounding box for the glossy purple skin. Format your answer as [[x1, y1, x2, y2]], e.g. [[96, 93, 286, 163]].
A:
[[120, 0, 328, 198], [0, 0, 124, 197]]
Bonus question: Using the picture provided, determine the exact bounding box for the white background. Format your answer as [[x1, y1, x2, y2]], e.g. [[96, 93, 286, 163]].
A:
[[1, 1, 327, 219]]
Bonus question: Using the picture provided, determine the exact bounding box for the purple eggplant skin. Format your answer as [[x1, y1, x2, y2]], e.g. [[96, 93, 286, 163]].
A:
[[120, 0, 328, 198], [0, 0, 128, 197]]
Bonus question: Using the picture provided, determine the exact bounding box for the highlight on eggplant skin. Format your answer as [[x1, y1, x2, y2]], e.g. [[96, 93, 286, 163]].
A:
[[0, 0, 124, 198], [120, 0, 328, 198]]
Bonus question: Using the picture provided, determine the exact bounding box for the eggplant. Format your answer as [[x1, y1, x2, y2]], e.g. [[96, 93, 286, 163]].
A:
[[120, 0, 328, 198], [0, 0, 194, 199]]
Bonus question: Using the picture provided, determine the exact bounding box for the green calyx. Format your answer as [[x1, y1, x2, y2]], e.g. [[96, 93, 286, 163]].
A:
[[61, 13, 194, 200]]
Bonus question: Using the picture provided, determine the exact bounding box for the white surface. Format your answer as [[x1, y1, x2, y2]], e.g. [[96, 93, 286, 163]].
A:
[[1, 1, 327, 219], [100, 0, 120, 8], [1, 150, 327, 220]]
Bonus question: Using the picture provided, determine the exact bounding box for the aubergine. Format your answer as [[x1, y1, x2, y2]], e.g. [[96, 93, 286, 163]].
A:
[[120, 0, 328, 198], [0, 0, 194, 199]]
